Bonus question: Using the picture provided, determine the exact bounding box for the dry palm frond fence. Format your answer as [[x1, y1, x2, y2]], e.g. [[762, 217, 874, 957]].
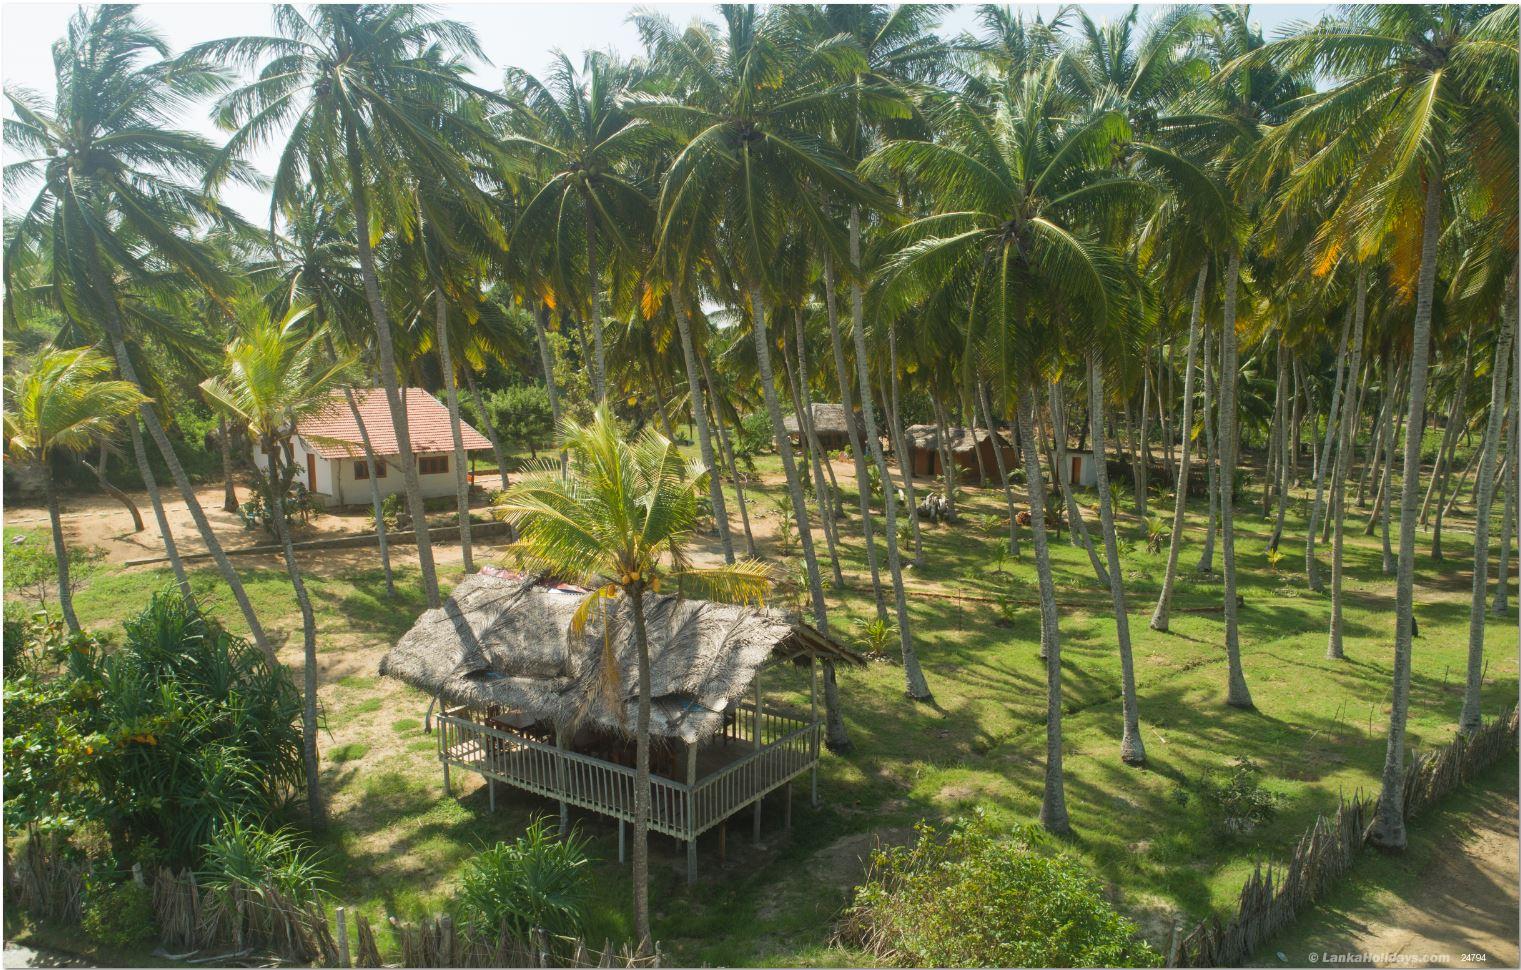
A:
[[1170, 705, 1519, 967], [8, 844, 658, 968]]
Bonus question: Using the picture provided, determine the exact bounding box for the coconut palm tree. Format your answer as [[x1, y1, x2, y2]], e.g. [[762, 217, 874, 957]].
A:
[[630, 5, 893, 737], [500, 52, 657, 405], [4, 5, 275, 657], [1248, 2, 1519, 848], [495, 405, 770, 950], [193, 5, 509, 609], [4, 347, 146, 634], [200, 302, 353, 823]]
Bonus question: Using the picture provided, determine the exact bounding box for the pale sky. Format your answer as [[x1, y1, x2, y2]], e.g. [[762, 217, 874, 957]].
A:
[[2, 1, 1328, 221]]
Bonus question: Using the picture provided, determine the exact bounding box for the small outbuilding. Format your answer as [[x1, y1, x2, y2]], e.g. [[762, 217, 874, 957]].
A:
[[1066, 450, 1100, 487], [251, 387, 492, 507], [902, 425, 1017, 483], [783, 403, 867, 451], [379, 570, 864, 881]]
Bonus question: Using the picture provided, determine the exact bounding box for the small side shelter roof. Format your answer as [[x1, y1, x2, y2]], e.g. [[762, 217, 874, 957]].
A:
[[379, 572, 863, 743]]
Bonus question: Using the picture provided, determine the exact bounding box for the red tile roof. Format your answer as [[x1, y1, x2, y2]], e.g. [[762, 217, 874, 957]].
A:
[[299, 388, 492, 460]]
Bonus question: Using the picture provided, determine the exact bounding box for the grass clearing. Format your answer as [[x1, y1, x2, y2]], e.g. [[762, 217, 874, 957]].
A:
[[28, 452, 1518, 966]]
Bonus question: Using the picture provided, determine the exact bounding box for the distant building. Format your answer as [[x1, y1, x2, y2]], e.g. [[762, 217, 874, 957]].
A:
[[783, 403, 868, 451], [902, 425, 1017, 483], [251, 388, 491, 507]]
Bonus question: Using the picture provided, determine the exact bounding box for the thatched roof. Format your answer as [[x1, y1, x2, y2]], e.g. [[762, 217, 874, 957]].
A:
[[783, 403, 866, 439], [379, 572, 863, 742], [904, 424, 1010, 454]]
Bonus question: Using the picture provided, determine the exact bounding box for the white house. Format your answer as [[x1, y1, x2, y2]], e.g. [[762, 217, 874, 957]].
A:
[[252, 388, 493, 508], [1067, 450, 1100, 487]]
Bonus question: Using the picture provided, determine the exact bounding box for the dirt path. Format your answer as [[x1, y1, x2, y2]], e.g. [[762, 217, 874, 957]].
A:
[[1258, 782, 1519, 968]]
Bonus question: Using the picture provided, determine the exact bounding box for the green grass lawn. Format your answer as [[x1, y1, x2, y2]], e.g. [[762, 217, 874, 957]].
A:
[[16, 450, 1518, 966]]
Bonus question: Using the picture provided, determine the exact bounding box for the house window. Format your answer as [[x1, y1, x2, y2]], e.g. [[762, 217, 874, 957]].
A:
[[354, 460, 387, 480], [418, 455, 449, 475]]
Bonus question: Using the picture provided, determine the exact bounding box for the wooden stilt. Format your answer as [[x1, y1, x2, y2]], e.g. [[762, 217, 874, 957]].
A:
[[784, 781, 792, 830], [719, 820, 727, 863], [618, 819, 625, 863], [488, 776, 495, 812], [686, 837, 696, 886], [442, 760, 451, 797], [753, 794, 763, 845], [555, 727, 568, 835]]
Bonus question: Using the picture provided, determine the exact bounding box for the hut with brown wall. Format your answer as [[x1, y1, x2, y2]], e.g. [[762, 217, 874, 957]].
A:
[[783, 403, 867, 451], [901, 425, 1017, 483]]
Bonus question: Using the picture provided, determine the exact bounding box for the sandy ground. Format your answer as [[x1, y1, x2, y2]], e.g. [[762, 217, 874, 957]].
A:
[[1257, 785, 1519, 968]]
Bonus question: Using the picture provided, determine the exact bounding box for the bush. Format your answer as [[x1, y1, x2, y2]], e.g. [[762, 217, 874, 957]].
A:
[[464, 384, 554, 458], [1175, 756, 1279, 838], [81, 879, 156, 949], [200, 818, 330, 905], [453, 817, 591, 944], [2, 592, 305, 867], [733, 413, 774, 469], [838, 813, 1160, 967]]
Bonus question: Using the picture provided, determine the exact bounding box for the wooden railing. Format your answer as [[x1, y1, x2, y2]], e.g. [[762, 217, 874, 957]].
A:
[[436, 705, 818, 841]]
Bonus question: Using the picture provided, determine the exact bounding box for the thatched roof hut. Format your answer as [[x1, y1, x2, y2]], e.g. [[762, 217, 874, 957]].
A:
[[783, 403, 867, 449], [902, 425, 1016, 481], [380, 572, 862, 743]]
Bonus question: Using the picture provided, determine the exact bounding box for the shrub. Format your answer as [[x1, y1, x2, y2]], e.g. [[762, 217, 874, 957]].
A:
[[200, 818, 330, 905], [733, 413, 773, 468], [1175, 756, 1279, 838], [466, 384, 554, 458], [81, 879, 156, 949], [2, 592, 305, 867], [851, 616, 896, 658], [454, 817, 591, 944], [838, 813, 1160, 968]]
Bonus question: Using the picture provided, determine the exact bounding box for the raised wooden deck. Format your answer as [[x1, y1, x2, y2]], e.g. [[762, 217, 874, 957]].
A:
[[435, 703, 820, 851]]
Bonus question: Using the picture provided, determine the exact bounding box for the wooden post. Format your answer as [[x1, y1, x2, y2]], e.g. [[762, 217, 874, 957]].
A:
[[336, 906, 351, 968], [784, 781, 792, 830], [439, 699, 451, 796], [686, 739, 698, 885], [488, 776, 495, 813], [752, 675, 763, 843], [131, 862, 144, 887], [618, 819, 626, 863], [809, 654, 820, 807], [556, 725, 569, 835], [719, 819, 727, 863]]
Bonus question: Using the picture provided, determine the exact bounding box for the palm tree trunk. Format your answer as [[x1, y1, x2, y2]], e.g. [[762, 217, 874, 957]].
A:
[[1152, 264, 1207, 630], [1307, 306, 1353, 592], [1325, 360, 1368, 544], [1050, 381, 1108, 584], [533, 303, 568, 478], [87, 441, 144, 532], [584, 205, 607, 403], [464, 369, 510, 491], [1362, 376, 1394, 527], [85, 237, 270, 656], [788, 313, 846, 591], [1429, 339, 1473, 560], [1494, 377, 1516, 617], [932, 394, 958, 515], [1265, 343, 1285, 518], [673, 292, 735, 563], [265, 440, 324, 823], [822, 252, 888, 612], [344, 119, 441, 608], [1328, 268, 1368, 659], [1381, 398, 1403, 575], [1220, 251, 1253, 709], [1371, 170, 1443, 852], [849, 208, 930, 702], [749, 284, 852, 751], [1018, 388, 1068, 834], [978, 381, 1020, 558], [1290, 360, 1305, 487], [127, 419, 191, 597], [627, 582, 654, 949], [1459, 277, 1515, 732], [1088, 357, 1146, 763], [43, 474, 81, 634], [700, 355, 759, 559], [1420, 357, 1469, 527], [433, 291, 474, 574], [219, 416, 239, 513], [328, 342, 396, 597], [885, 324, 924, 565], [1198, 326, 1219, 575], [1271, 337, 1292, 549]]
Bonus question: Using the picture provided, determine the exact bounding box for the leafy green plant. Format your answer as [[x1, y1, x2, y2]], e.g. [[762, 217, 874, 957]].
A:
[[1174, 756, 1280, 838], [454, 817, 591, 945], [773, 498, 797, 557], [381, 492, 407, 529], [837, 812, 1160, 967], [1145, 514, 1170, 554], [1265, 546, 1285, 573], [851, 616, 896, 658], [81, 878, 156, 949], [200, 818, 330, 905]]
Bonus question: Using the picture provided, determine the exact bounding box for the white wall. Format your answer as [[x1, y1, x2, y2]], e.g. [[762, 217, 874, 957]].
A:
[[254, 438, 479, 507]]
